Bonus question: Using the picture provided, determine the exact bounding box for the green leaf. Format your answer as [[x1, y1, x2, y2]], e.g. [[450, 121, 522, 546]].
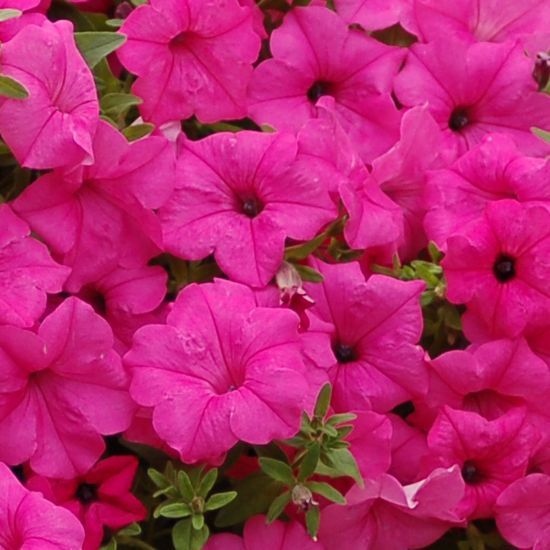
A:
[[105, 18, 124, 28], [305, 506, 320, 540], [130, 0, 147, 6], [313, 383, 332, 418], [259, 458, 295, 485], [191, 513, 205, 530], [0, 9, 21, 22], [197, 469, 218, 497], [156, 501, 192, 519], [293, 264, 324, 283], [325, 413, 357, 426], [205, 491, 237, 511], [177, 470, 195, 501], [266, 491, 291, 523], [116, 522, 142, 536], [532, 127, 550, 144], [298, 443, 320, 481], [148, 467, 169, 489], [100, 539, 117, 550], [100, 92, 142, 117], [308, 481, 346, 504], [122, 123, 154, 141], [74, 31, 127, 68], [323, 448, 363, 487], [172, 519, 210, 550], [0, 75, 29, 100]]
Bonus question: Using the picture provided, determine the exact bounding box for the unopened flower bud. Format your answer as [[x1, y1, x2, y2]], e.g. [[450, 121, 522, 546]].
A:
[[291, 484, 318, 512]]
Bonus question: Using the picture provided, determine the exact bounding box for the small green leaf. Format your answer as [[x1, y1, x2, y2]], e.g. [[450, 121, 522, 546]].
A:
[[323, 448, 363, 487], [130, 0, 147, 5], [148, 468, 169, 489], [305, 506, 321, 540], [100, 92, 142, 117], [191, 513, 205, 530], [298, 443, 320, 481], [532, 127, 550, 144], [177, 470, 195, 501], [308, 481, 346, 504], [0, 9, 21, 22], [122, 123, 154, 141], [105, 18, 124, 28], [313, 383, 332, 418], [0, 75, 29, 99], [293, 264, 324, 283], [205, 491, 237, 511], [100, 539, 117, 550], [156, 502, 192, 519], [197, 469, 218, 497], [325, 413, 357, 426], [259, 458, 295, 485], [116, 522, 142, 536], [74, 31, 127, 68], [172, 519, 209, 550], [266, 491, 291, 523]]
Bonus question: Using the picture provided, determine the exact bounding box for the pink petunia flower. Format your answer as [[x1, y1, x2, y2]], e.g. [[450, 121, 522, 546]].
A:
[[424, 407, 538, 519], [405, 0, 550, 44], [124, 279, 311, 464], [159, 131, 336, 288], [495, 473, 550, 549], [27, 456, 146, 550], [443, 200, 550, 340], [424, 134, 544, 249], [0, 297, 135, 479], [117, 0, 260, 125], [318, 467, 465, 549], [334, 0, 404, 30], [205, 515, 323, 550], [0, 462, 84, 549], [248, 6, 405, 163], [0, 20, 98, 169], [13, 120, 175, 292], [302, 258, 427, 413], [394, 39, 550, 159], [0, 204, 69, 328]]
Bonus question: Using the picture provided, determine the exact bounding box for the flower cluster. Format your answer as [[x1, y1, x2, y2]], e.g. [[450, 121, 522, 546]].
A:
[[0, 0, 550, 548]]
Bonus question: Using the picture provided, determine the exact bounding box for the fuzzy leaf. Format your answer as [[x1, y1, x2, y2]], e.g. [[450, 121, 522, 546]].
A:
[[306, 506, 321, 540], [172, 519, 209, 550], [266, 491, 292, 523], [298, 443, 320, 481], [122, 123, 154, 141], [0, 75, 29, 100], [205, 491, 237, 511], [308, 481, 346, 504], [259, 458, 295, 485], [0, 9, 21, 22], [75, 31, 127, 68]]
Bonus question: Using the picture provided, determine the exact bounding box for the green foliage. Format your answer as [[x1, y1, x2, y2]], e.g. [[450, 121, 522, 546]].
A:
[[75, 31, 127, 68], [0, 75, 29, 100], [0, 8, 21, 22]]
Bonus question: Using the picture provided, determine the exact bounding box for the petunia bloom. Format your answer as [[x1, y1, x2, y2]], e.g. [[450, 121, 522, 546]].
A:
[[117, 0, 260, 125], [13, 120, 175, 291], [0, 20, 98, 169], [394, 39, 550, 159], [0, 297, 135, 478], [0, 204, 69, 328], [124, 279, 311, 464], [248, 6, 405, 163], [0, 462, 85, 549], [159, 131, 336, 288], [334, 0, 404, 30], [27, 456, 146, 550]]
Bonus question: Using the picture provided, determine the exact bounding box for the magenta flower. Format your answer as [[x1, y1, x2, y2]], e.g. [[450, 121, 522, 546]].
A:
[[406, 0, 550, 44], [318, 467, 465, 549], [495, 474, 550, 549], [124, 279, 310, 464], [205, 515, 323, 550], [334, 0, 404, 30], [159, 131, 336, 288], [0, 204, 69, 328], [394, 40, 550, 159], [443, 200, 550, 339], [27, 456, 146, 550], [303, 259, 427, 413], [0, 462, 84, 549], [0, 297, 135, 478], [13, 120, 175, 291], [424, 407, 537, 519], [248, 6, 405, 162], [117, 0, 260, 125], [0, 20, 98, 169]]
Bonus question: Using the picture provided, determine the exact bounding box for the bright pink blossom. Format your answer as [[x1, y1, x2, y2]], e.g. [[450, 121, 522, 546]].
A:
[[117, 0, 260, 125], [443, 200, 550, 340], [0, 20, 98, 169], [205, 515, 323, 550], [27, 456, 146, 550], [319, 467, 465, 549], [303, 258, 427, 413], [125, 279, 310, 464], [0, 297, 135, 478], [248, 6, 405, 162], [495, 474, 550, 549], [424, 407, 537, 519], [159, 131, 336, 288], [0, 462, 84, 549], [0, 204, 69, 328], [334, 0, 404, 30], [394, 40, 550, 159], [13, 120, 175, 291]]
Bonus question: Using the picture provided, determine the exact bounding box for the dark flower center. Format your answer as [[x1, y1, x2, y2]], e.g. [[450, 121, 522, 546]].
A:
[[493, 254, 516, 283], [448, 107, 470, 131], [241, 197, 263, 218], [307, 81, 332, 103], [461, 461, 482, 484], [333, 343, 356, 364], [170, 31, 191, 49], [76, 483, 97, 504], [391, 400, 415, 419]]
